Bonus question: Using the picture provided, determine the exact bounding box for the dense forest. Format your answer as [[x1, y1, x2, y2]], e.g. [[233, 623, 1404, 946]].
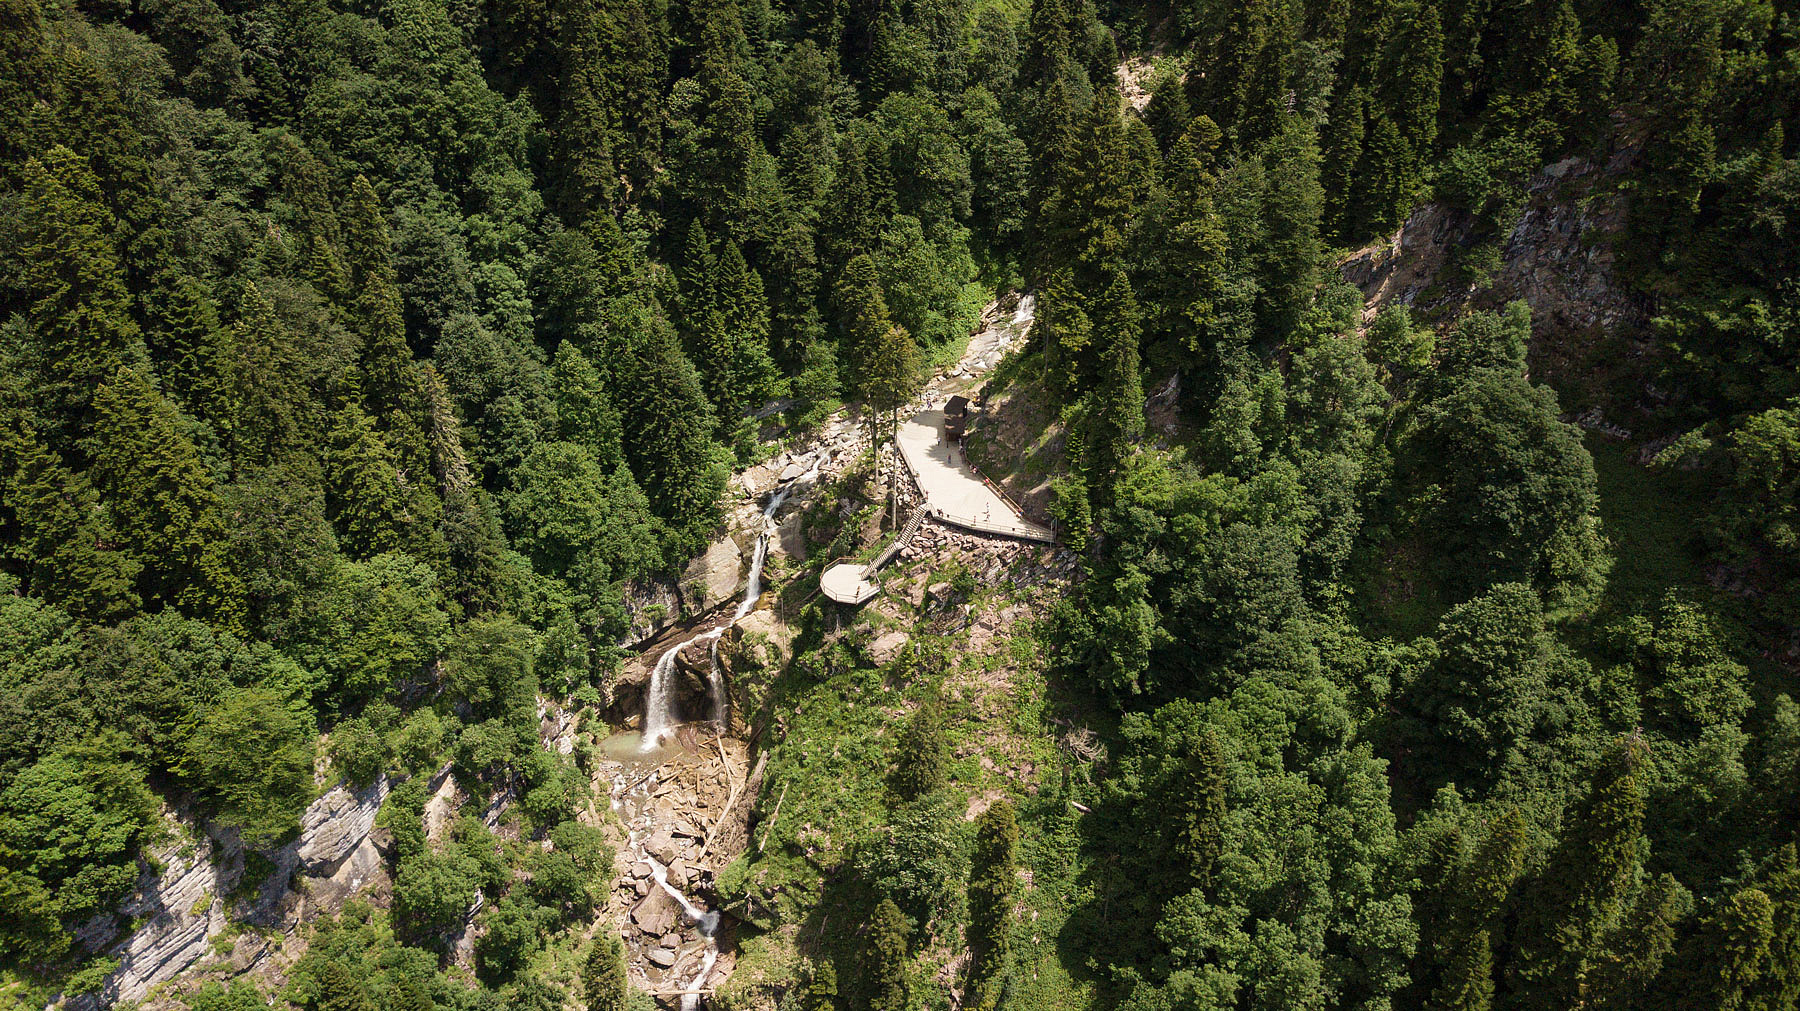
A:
[[0, 0, 1797, 1004]]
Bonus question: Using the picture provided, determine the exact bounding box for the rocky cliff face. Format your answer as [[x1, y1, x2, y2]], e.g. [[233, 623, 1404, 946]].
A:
[[1340, 151, 1652, 339], [71, 774, 400, 1009]]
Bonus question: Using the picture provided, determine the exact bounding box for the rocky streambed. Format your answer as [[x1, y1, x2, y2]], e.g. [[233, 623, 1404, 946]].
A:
[[594, 731, 762, 1003]]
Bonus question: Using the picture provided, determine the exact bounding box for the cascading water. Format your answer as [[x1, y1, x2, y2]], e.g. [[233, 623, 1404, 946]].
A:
[[608, 774, 722, 1010], [640, 453, 819, 751], [618, 449, 824, 1007]]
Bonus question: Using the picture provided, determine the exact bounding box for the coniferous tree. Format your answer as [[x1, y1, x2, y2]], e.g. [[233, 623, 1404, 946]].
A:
[[1059, 88, 1135, 278], [324, 401, 409, 559], [1084, 269, 1144, 492], [765, 213, 825, 371], [1430, 810, 1528, 1010], [1745, 844, 1800, 1011], [890, 689, 948, 801], [1019, 0, 1076, 95], [14, 147, 147, 430], [711, 239, 780, 412], [612, 300, 724, 553], [865, 896, 910, 1011], [0, 0, 50, 174], [1675, 887, 1776, 1011], [678, 219, 742, 423], [1037, 267, 1093, 404], [668, 8, 759, 241], [0, 413, 140, 619], [551, 0, 617, 231], [1434, 936, 1496, 1011], [1175, 732, 1226, 888], [1509, 735, 1648, 1011], [1581, 873, 1688, 1011], [388, 974, 434, 1011], [1321, 86, 1367, 240], [316, 960, 376, 1011], [1156, 125, 1233, 370], [148, 275, 230, 423], [966, 800, 1018, 1011], [1383, 0, 1443, 162], [1143, 72, 1191, 152], [836, 253, 915, 447], [50, 50, 175, 297], [274, 134, 342, 256], [1352, 112, 1416, 237], [820, 135, 882, 268], [91, 367, 233, 611], [222, 283, 304, 471], [801, 959, 839, 1011], [1025, 77, 1080, 278], [583, 932, 628, 1011], [860, 323, 918, 448], [341, 176, 413, 410], [1256, 118, 1325, 339], [548, 343, 625, 473]]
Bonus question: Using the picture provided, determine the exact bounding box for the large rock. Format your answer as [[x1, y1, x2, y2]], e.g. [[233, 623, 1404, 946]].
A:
[[867, 630, 911, 666], [295, 775, 390, 874], [70, 775, 399, 1009], [683, 536, 743, 608], [773, 510, 809, 562], [632, 889, 681, 936]]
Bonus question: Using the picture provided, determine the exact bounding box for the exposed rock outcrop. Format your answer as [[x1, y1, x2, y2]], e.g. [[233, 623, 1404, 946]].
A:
[[71, 775, 397, 1009], [683, 537, 744, 609], [1339, 152, 1651, 338]]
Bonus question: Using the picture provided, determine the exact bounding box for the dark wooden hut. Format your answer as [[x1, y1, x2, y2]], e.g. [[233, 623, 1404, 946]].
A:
[[943, 395, 971, 439]]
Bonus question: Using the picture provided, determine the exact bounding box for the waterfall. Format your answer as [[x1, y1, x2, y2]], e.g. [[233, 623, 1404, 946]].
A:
[[620, 448, 827, 1007], [1011, 292, 1036, 330], [640, 451, 823, 752]]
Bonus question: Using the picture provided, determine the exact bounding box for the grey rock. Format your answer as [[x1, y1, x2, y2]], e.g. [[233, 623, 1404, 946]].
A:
[[683, 537, 743, 606], [632, 890, 680, 936]]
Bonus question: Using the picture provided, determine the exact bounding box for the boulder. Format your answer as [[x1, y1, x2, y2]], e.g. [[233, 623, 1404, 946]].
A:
[[646, 945, 679, 968], [868, 630, 910, 666], [683, 537, 743, 607], [774, 511, 808, 562], [632, 890, 680, 936], [644, 826, 679, 864]]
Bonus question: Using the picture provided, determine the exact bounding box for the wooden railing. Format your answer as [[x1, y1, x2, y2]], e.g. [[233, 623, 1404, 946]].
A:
[[864, 506, 929, 575], [892, 435, 1055, 544]]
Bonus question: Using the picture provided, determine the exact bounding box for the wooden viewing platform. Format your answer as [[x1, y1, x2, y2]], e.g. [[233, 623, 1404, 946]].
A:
[[821, 399, 1052, 605], [820, 562, 881, 604]]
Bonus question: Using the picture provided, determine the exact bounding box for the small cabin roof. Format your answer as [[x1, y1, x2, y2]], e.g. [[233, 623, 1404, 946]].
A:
[[945, 395, 971, 415]]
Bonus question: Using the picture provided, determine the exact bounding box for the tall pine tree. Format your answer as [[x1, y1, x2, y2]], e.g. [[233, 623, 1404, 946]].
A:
[[966, 800, 1018, 1011], [14, 147, 147, 434], [1508, 734, 1648, 1011]]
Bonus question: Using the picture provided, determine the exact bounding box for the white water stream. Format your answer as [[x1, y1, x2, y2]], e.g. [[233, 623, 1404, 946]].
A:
[[640, 453, 819, 750], [617, 450, 824, 1007]]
